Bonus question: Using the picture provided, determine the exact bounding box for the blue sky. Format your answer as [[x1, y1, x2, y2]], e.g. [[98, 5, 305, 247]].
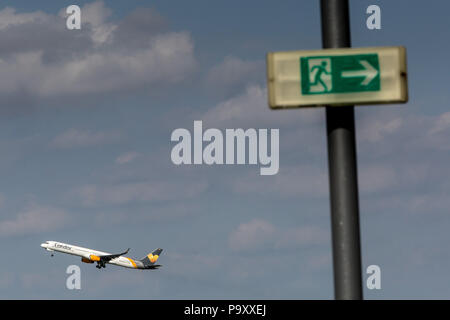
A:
[[0, 0, 449, 299]]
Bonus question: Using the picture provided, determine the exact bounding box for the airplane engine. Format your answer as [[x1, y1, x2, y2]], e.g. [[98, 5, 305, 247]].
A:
[[89, 255, 101, 261], [81, 257, 94, 264]]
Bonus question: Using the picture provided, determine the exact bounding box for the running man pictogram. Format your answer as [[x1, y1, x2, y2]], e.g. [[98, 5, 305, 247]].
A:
[[311, 61, 331, 92]]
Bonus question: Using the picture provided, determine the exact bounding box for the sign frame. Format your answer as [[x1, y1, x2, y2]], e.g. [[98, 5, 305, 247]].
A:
[[267, 46, 408, 109]]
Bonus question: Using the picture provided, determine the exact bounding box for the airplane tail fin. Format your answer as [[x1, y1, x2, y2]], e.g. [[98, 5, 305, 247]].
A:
[[140, 248, 163, 269]]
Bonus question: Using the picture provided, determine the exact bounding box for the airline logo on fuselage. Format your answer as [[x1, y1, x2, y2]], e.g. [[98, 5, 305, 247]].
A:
[[55, 243, 72, 251]]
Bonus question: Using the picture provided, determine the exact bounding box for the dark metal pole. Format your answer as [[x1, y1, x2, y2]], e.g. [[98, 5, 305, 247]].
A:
[[320, 0, 363, 300]]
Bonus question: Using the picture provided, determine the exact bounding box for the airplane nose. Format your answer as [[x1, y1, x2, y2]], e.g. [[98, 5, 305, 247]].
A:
[[40, 243, 47, 249]]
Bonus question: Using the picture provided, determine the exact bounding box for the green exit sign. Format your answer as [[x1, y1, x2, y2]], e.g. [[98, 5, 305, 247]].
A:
[[267, 46, 408, 108], [300, 54, 380, 94]]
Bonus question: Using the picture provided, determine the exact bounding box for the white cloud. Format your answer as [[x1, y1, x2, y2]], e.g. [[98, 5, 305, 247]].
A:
[[231, 165, 328, 198], [354, 108, 450, 215], [201, 85, 322, 129], [425, 112, 450, 150], [115, 151, 140, 164], [358, 165, 398, 194], [359, 163, 432, 195], [50, 128, 121, 149], [93, 203, 202, 225], [75, 1, 115, 44], [429, 112, 450, 135], [229, 219, 328, 252], [359, 116, 403, 143], [0, 204, 69, 237], [357, 109, 450, 152], [367, 192, 450, 216], [0, 2, 196, 105], [20, 273, 54, 290], [72, 179, 208, 207], [205, 56, 264, 95], [229, 219, 276, 252], [5, 32, 195, 98], [165, 252, 223, 276], [58, 1, 116, 45], [79, 1, 112, 26], [87, 269, 155, 295], [0, 7, 48, 30]]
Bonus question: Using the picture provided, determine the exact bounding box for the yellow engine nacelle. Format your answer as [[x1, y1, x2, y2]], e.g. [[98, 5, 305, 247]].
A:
[[81, 257, 94, 264], [89, 255, 101, 261]]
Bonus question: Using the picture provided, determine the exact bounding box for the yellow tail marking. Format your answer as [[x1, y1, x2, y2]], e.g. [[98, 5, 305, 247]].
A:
[[148, 254, 159, 263]]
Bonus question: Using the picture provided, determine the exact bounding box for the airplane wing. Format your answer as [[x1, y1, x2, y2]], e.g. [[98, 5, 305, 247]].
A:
[[99, 248, 130, 263]]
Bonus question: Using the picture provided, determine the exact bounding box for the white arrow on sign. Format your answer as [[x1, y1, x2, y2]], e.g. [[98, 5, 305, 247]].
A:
[[341, 60, 378, 86]]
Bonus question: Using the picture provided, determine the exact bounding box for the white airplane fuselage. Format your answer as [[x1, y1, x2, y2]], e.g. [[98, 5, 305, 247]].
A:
[[40, 241, 158, 269]]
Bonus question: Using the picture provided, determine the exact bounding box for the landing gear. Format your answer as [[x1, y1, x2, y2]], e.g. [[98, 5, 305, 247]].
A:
[[96, 261, 106, 269]]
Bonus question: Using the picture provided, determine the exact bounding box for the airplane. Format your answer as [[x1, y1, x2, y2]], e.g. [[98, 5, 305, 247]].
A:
[[40, 241, 162, 270]]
